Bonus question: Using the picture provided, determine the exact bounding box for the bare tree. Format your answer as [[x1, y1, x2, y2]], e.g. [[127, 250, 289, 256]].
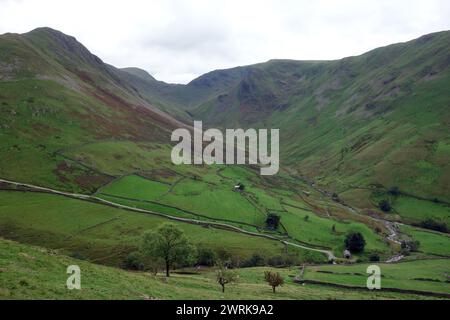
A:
[[264, 271, 284, 293], [216, 264, 238, 293]]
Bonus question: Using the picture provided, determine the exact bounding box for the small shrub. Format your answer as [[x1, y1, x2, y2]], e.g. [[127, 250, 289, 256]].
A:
[[267, 255, 286, 267], [197, 247, 216, 267], [125, 252, 145, 271], [388, 186, 400, 196], [242, 253, 265, 267], [379, 200, 391, 212], [369, 253, 380, 262]]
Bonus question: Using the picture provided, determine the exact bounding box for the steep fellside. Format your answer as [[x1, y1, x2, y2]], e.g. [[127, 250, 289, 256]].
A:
[[0, 27, 184, 192]]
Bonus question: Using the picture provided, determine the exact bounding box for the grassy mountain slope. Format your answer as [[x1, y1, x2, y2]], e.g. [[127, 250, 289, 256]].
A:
[[136, 32, 449, 228], [106, 31, 450, 222], [190, 32, 450, 208], [0, 27, 184, 193]]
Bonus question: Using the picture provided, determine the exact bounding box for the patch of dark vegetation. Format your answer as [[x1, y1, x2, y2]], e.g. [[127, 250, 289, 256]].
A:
[[242, 253, 265, 268], [70, 252, 87, 261], [379, 199, 392, 212], [124, 251, 146, 271], [344, 232, 366, 253], [265, 213, 280, 230], [266, 254, 301, 267], [388, 186, 400, 196], [369, 253, 381, 262], [419, 219, 448, 233], [196, 247, 216, 267]]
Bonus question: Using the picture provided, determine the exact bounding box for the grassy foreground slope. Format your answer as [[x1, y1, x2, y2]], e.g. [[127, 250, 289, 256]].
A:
[[0, 238, 441, 300]]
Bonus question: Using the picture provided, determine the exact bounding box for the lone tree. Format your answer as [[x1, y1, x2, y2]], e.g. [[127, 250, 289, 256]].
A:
[[344, 232, 366, 253], [216, 264, 238, 293], [266, 213, 280, 230], [264, 271, 284, 293], [141, 224, 195, 277]]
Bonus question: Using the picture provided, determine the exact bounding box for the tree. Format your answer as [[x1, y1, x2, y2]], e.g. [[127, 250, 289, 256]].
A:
[[264, 271, 284, 293], [344, 232, 366, 253], [379, 200, 391, 212], [215, 248, 232, 266], [141, 224, 196, 277], [197, 247, 216, 266], [304, 215, 310, 222], [216, 264, 238, 293], [266, 213, 280, 230]]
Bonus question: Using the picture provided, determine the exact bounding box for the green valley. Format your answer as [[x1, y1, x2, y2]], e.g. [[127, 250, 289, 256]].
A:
[[0, 27, 449, 300]]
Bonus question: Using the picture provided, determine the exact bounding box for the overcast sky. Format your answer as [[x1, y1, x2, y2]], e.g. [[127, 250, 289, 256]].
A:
[[1, 0, 449, 83]]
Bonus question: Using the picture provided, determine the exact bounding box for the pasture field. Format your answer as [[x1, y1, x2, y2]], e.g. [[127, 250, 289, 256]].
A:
[[392, 196, 450, 227], [303, 259, 450, 295], [281, 205, 388, 256], [400, 225, 450, 257], [94, 171, 389, 259], [0, 190, 325, 267], [371, 193, 450, 227]]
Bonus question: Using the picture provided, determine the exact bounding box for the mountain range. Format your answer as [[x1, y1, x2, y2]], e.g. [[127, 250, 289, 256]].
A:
[[1, 27, 449, 206]]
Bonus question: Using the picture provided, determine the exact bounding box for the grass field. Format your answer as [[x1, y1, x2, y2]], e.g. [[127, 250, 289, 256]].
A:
[[303, 259, 450, 295], [0, 190, 326, 267], [0, 238, 442, 300], [392, 196, 450, 227], [400, 225, 450, 257], [282, 205, 388, 256], [94, 171, 389, 258]]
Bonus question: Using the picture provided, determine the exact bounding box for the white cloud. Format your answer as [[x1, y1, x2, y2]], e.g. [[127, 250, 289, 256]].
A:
[[0, 0, 449, 83]]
